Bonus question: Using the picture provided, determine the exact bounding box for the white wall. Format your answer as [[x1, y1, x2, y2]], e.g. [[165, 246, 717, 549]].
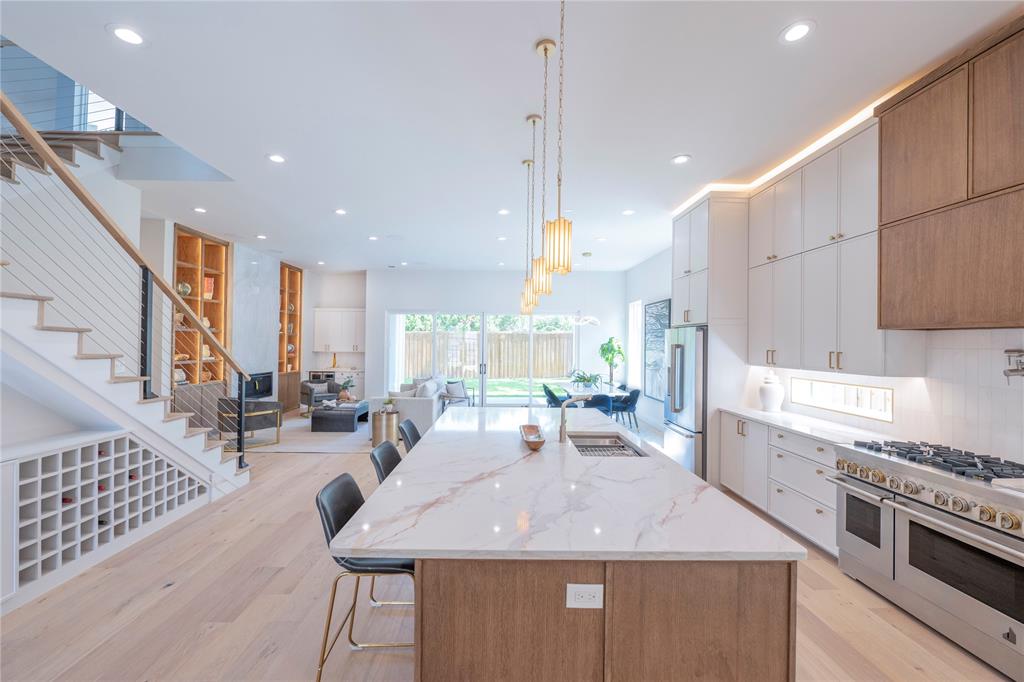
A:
[[301, 270, 367, 376], [363, 268, 626, 398], [625, 248, 672, 424], [744, 329, 1024, 461], [231, 246, 281, 396]]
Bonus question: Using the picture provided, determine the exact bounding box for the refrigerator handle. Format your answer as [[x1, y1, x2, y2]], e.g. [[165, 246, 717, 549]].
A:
[[670, 344, 685, 414], [694, 327, 705, 431]]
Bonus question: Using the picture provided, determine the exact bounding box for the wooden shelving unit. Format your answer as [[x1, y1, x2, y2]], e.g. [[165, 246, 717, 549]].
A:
[[172, 225, 230, 386], [279, 263, 302, 411]]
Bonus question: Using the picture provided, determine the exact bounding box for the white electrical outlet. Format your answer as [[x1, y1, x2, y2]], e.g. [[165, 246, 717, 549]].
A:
[[565, 583, 604, 609]]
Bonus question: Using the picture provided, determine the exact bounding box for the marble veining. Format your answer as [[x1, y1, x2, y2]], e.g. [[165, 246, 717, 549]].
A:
[[330, 407, 806, 561]]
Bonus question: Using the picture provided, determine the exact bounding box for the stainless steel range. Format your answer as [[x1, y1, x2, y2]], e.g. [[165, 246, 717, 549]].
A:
[[832, 440, 1024, 680]]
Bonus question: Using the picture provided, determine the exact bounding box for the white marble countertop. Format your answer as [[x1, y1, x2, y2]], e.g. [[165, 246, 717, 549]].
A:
[[721, 406, 893, 445], [330, 407, 806, 561]]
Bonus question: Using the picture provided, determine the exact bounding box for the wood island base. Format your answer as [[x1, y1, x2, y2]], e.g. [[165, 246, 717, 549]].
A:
[[414, 559, 797, 682]]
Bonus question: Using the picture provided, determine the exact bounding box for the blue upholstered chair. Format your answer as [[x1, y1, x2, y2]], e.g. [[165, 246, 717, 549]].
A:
[[582, 394, 614, 417], [612, 389, 642, 429]]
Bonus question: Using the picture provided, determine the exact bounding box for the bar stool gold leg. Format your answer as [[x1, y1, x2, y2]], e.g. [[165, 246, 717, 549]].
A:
[[368, 575, 415, 607]]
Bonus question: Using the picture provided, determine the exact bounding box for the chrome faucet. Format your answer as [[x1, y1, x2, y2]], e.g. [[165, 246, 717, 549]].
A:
[[560, 395, 591, 443]]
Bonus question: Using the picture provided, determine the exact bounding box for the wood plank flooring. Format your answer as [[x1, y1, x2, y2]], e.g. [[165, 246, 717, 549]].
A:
[[0, 446, 1007, 681]]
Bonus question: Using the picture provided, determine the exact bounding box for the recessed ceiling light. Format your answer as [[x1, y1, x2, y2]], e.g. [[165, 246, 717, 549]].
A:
[[193, 207, 207, 213], [621, 209, 635, 216], [316, 261, 325, 265], [497, 236, 508, 241], [497, 209, 510, 216], [110, 26, 144, 45], [256, 234, 267, 240], [671, 154, 692, 165], [597, 237, 607, 242], [400, 261, 408, 266], [250, 261, 258, 265], [334, 208, 347, 216], [266, 153, 286, 164], [368, 236, 378, 241], [498, 261, 505, 266], [780, 20, 814, 43]]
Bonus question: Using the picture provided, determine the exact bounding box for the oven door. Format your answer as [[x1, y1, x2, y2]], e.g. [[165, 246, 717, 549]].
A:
[[887, 498, 1024, 658], [831, 475, 895, 578]]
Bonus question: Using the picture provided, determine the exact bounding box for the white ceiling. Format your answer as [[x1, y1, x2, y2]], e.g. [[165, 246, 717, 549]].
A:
[[2, 1, 1020, 272]]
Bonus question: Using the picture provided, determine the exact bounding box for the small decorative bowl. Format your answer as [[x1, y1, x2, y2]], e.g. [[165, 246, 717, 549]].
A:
[[520, 424, 545, 451]]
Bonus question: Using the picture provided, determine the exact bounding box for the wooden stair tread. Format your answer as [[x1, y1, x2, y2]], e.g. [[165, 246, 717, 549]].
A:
[[1, 291, 53, 302], [163, 412, 193, 422], [36, 324, 91, 333], [76, 352, 123, 359], [204, 439, 229, 452], [184, 427, 213, 438], [138, 396, 172, 404], [109, 375, 149, 384]]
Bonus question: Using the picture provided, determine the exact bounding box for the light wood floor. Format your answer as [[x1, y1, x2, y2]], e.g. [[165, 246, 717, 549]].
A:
[[0, 446, 1007, 681]]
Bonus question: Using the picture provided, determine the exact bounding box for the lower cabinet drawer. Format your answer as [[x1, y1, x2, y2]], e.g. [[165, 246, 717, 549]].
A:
[[769, 480, 837, 555], [769, 447, 836, 508], [768, 428, 835, 467]]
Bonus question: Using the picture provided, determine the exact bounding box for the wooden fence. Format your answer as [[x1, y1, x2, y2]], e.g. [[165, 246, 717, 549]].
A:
[[403, 332, 574, 379]]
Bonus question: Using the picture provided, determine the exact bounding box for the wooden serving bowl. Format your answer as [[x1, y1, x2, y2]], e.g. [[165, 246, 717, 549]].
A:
[[519, 424, 546, 451]]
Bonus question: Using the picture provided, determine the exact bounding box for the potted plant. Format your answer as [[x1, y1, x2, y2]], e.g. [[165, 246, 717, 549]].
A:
[[337, 377, 355, 401], [382, 398, 397, 414], [570, 369, 602, 390], [599, 337, 625, 386]]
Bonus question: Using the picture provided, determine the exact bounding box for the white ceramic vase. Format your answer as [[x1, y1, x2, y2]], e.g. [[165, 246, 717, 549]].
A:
[[759, 371, 785, 412]]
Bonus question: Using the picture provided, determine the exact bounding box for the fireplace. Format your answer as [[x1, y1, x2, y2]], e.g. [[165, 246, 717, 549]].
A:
[[244, 372, 274, 399]]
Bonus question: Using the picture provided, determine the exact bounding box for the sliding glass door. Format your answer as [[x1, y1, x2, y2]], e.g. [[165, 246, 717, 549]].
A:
[[483, 315, 531, 405], [434, 314, 482, 400], [529, 315, 577, 405]]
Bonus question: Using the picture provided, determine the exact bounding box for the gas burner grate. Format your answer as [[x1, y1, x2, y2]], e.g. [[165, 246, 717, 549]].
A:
[[853, 440, 1024, 480]]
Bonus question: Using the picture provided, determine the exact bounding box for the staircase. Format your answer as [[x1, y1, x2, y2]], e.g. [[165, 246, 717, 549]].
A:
[[1, 284, 248, 497], [0, 132, 128, 184]]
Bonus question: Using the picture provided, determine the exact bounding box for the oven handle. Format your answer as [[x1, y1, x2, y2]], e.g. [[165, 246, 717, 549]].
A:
[[882, 499, 1024, 564], [825, 476, 889, 505]]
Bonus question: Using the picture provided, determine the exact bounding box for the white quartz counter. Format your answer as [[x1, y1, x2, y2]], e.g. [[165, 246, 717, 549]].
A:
[[721, 406, 893, 445], [330, 407, 806, 561]]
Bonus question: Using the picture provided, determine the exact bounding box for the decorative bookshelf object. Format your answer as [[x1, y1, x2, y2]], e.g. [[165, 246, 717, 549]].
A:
[[8, 432, 207, 599], [279, 263, 303, 411], [173, 225, 230, 385]]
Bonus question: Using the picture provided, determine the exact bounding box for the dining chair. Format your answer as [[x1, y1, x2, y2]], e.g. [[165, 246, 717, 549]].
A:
[[543, 384, 569, 407], [370, 441, 402, 484], [582, 394, 614, 417], [314, 474, 414, 681], [613, 389, 642, 429], [397, 419, 421, 454]]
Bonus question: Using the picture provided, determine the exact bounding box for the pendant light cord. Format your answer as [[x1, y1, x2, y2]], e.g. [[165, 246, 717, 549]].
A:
[[541, 44, 549, 250], [557, 0, 565, 218], [530, 118, 538, 259]]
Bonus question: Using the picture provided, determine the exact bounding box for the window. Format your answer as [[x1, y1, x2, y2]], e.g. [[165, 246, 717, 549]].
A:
[[790, 377, 894, 422], [627, 300, 643, 388]]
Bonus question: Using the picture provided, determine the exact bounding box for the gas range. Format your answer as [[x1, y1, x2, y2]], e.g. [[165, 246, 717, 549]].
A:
[[835, 440, 1024, 540]]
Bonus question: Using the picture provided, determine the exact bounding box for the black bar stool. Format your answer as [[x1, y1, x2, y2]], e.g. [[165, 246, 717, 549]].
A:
[[397, 419, 421, 454]]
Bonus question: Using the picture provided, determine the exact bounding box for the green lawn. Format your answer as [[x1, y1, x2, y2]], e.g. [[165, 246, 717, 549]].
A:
[[404, 377, 568, 398]]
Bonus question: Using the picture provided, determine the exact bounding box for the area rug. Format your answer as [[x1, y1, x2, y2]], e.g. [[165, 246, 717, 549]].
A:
[[254, 412, 372, 454]]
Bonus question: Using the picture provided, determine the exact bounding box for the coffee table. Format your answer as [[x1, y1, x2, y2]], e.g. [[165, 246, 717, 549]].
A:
[[311, 400, 369, 433]]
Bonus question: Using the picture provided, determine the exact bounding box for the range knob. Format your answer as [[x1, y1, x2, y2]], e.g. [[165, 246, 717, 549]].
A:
[[869, 469, 887, 484], [835, 458, 847, 471], [857, 465, 871, 479], [978, 506, 997, 523], [845, 461, 859, 475], [933, 491, 949, 506], [888, 477, 903, 491], [902, 480, 921, 495], [951, 497, 970, 513], [998, 512, 1022, 531]]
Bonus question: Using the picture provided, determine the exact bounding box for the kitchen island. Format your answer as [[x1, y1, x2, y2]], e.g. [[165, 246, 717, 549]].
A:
[[331, 407, 806, 681]]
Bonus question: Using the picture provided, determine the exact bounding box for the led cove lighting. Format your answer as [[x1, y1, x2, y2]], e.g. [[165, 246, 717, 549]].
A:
[[112, 27, 144, 45], [266, 154, 285, 164], [334, 208, 347, 215], [671, 154, 692, 165], [193, 207, 206, 213], [781, 21, 814, 43]]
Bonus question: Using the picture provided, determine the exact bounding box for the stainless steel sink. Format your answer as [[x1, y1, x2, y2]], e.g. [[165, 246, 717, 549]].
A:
[[567, 433, 647, 458]]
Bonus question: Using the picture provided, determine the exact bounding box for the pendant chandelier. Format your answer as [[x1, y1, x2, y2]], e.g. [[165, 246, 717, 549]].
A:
[[528, 113, 551, 297], [519, 157, 537, 315], [543, 0, 572, 275]]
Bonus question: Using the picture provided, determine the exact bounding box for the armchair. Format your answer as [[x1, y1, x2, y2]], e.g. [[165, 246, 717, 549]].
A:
[[217, 398, 283, 448], [301, 380, 342, 416]]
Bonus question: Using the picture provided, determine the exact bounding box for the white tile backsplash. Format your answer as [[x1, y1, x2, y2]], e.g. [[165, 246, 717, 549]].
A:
[[749, 329, 1024, 461]]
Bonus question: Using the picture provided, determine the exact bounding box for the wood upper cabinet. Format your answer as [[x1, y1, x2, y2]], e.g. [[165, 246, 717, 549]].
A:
[[971, 30, 1024, 196], [802, 149, 839, 251], [879, 66, 969, 224], [879, 187, 1024, 329]]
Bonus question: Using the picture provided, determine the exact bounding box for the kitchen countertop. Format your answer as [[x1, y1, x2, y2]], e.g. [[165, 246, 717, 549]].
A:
[[330, 407, 806, 561], [721, 406, 893, 444]]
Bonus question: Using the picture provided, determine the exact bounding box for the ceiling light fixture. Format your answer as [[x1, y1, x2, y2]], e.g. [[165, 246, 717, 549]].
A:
[[266, 153, 285, 164], [317, 261, 325, 265], [528, 114, 551, 297], [621, 209, 635, 216], [400, 261, 408, 266], [256, 234, 267, 240], [520, 156, 537, 315], [368, 236, 379, 241], [334, 208, 347, 215], [597, 237, 607, 242], [193, 207, 207, 213], [497, 236, 508, 241], [109, 26, 144, 45], [780, 20, 814, 44], [541, 7, 573, 277], [671, 154, 692, 165], [498, 262, 505, 266], [498, 209, 510, 216]]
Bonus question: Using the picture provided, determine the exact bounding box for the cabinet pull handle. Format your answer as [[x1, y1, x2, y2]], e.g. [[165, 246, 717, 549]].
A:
[[776, 488, 784, 494], [770, 349, 776, 365], [736, 419, 742, 435], [776, 433, 784, 439], [836, 351, 843, 370], [828, 351, 835, 369], [765, 349, 770, 366], [829, 234, 837, 241], [815, 508, 824, 515], [776, 453, 783, 458], [815, 469, 824, 475], [836, 233, 844, 239], [816, 446, 825, 453], [741, 421, 747, 437], [766, 255, 772, 262]]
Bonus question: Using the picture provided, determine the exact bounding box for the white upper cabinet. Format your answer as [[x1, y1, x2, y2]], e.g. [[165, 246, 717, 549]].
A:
[[801, 245, 839, 371], [672, 212, 691, 279], [839, 125, 879, 241], [689, 200, 709, 273], [671, 277, 688, 327], [802, 149, 840, 251], [313, 308, 366, 353], [771, 255, 802, 369], [688, 270, 708, 325], [773, 171, 803, 260], [748, 188, 774, 268], [838, 232, 884, 376], [748, 264, 773, 366]]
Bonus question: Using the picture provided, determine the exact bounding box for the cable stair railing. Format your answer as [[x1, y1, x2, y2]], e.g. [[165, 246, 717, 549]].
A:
[[0, 90, 252, 475]]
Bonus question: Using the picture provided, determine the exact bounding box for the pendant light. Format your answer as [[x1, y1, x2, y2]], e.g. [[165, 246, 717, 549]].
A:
[[543, 0, 572, 275], [519, 158, 536, 315], [528, 113, 551, 296]]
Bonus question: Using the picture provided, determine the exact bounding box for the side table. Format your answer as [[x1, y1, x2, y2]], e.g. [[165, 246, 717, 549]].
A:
[[371, 410, 399, 447]]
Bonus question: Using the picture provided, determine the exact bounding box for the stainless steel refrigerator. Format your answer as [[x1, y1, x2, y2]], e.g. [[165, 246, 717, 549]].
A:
[[663, 325, 707, 479]]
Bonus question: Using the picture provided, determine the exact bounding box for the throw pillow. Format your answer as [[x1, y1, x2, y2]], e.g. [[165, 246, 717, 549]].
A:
[[321, 399, 337, 408], [412, 376, 431, 387], [307, 382, 328, 393], [414, 380, 437, 398], [388, 388, 416, 398]]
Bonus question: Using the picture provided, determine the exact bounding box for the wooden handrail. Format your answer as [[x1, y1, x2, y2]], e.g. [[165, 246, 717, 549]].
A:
[[0, 90, 249, 380]]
